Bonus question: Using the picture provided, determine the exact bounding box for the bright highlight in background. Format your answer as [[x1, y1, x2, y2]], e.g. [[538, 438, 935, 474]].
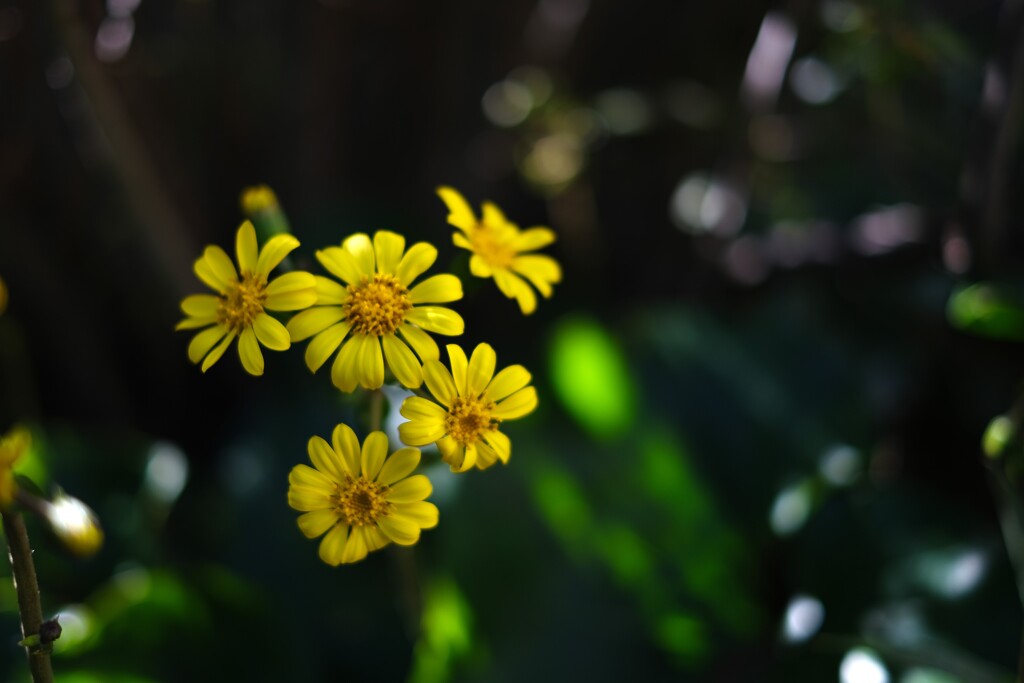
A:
[[840, 648, 889, 683], [782, 594, 824, 643]]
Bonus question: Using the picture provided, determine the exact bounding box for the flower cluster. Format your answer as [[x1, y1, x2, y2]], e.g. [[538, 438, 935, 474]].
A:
[[179, 185, 560, 565]]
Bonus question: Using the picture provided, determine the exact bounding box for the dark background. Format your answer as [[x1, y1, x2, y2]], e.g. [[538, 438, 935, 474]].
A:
[[1, 0, 1023, 681]]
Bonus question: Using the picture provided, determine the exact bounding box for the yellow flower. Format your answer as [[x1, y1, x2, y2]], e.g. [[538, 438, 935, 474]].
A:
[[288, 425, 439, 566], [286, 231, 464, 392], [399, 343, 537, 472], [177, 221, 317, 375], [437, 186, 561, 315], [239, 184, 279, 215], [0, 427, 30, 509]]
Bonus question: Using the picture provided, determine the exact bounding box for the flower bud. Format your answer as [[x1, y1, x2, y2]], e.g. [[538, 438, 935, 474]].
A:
[[44, 492, 103, 558]]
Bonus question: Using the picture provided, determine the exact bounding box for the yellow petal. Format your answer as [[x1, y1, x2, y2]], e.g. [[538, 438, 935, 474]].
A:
[[439, 441, 466, 471], [422, 360, 457, 407], [436, 185, 478, 230], [493, 386, 538, 419], [512, 227, 556, 251], [397, 420, 447, 447], [314, 275, 349, 305], [187, 326, 227, 364], [386, 474, 432, 503], [297, 510, 338, 539], [340, 526, 369, 564], [484, 364, 531, 402], [253, 313, 290, 351], [481, 201, 510, 228], [201, 330, 236, 372], [236, 220, 258, 274], [396, 242, 438, 286], [483, 429, 511, 464], [331, 335, 363, 392], [399, 396, 447, 422], [238, 326, 264, 375], [405, 306, 465, 336], [398, 324, 439, 362], [446, 344, 469, 397], [410, 274, 463, 304], [264, 289, 318, 311], [376, 447, 420, 485], [365, 526, 391, 552], [316, 247, 365, 285], [469, 255, 493, 277], [357, 334, 385, 389], [288, 485, 332, 511], [466, 343, 496, 397], [373, 230, 405, 274], [377, 515, 420, 546], [360, 431, 388, 480], [343, 233, 375, 277], [289, 463, 335, 491], [453, 232, 473, 251], [511, 255, 562, 297], [475, 440, 501, 470], [287, 306, 346, 342], [332, 423, 361, 475], [176, 317, 216, 331], [392, 501, 439, 529], [305, 322, 351, 373], [256, 234, 300, 276], [266, 271, 317, 297], [308, 435, 346, 482], [382, 334, 422, 388], [451, 443, 477, 473], [318, 524, 349, 566], [180, 294, 219, 318], [203, 245, 239, 287], [494, 269, 537, 314]]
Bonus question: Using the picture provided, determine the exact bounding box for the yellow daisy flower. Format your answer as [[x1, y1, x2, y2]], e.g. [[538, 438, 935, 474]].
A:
[[177, 221, 317, 376], [0, 427, 30, 510], [437, 186, 562, 315], [398, 343, 537, 472], [287, 425, 439, 566], [286, 230, 464, 392]]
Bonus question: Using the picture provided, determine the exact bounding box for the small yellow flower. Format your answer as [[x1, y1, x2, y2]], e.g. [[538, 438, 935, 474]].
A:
[[399, 343, 537, 472], [177, 221, 317, 375], [0, 427, 30, 509], [437, 186, 561, 315], [239, 185, 279, 215], [287, 231, 464, 392], [288, 425, 439, 566]]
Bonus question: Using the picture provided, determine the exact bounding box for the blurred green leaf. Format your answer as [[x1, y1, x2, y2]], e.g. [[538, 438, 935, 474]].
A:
[[947, 283, 1024, 341], [549, 316, 636, 439], [408, 577, 475, 683]]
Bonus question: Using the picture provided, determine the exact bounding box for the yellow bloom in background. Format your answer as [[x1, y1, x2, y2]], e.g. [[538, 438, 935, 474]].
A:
[[0, 427, 30, 509], [288, 425, 439, 566], [287, 230, 464, 392], [399, 343, 537, 472], [437, 186, 561, 315], [239, 184, 279, 215], [177, 221, 317, 375], [44, 491, 104, 558]]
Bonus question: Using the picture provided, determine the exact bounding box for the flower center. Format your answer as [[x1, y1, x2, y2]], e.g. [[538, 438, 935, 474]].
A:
[[335, 475, 391, 527], [217, 273, 268, 333], [445, 396, 499, 446], [344, 274, 413, 336], [471, 225, 517, 269]]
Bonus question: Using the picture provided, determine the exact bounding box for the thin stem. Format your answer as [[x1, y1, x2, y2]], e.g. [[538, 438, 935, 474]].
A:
[[2, 511, 54, 683], [368, 388, 384, 432]]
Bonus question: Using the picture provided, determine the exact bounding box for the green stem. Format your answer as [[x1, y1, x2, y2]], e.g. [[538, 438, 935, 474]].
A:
[[2, 511, 54, 683], [368, 388, 384, 432]]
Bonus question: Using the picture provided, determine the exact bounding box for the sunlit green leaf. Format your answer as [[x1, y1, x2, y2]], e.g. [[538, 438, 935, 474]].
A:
[[549, 316, 636, 439], [947, 283, 1024, 341]]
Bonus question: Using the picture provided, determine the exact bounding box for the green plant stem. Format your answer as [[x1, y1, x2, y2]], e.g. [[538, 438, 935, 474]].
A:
[[2, 510, 54, 683], [368, 388, 384, 431]]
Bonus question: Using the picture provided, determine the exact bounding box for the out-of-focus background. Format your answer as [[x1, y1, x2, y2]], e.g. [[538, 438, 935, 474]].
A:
[[2, 0, 1024, 681]]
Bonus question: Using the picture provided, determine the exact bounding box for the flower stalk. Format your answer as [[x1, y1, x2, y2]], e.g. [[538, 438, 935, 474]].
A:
[[2, 510, 54, 683]]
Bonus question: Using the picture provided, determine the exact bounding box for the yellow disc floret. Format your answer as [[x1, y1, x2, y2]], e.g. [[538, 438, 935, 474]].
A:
[[445, 396, 499, 446], [344, 273, 413, 336], [335, 475, 392, 527], [217, 273, 269, 333]]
